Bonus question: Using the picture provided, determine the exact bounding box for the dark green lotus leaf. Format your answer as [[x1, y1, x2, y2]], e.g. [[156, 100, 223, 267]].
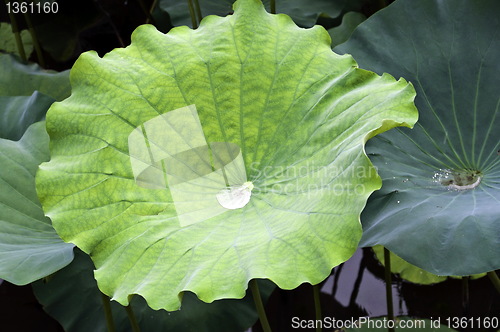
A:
[[36, 0, 417, 310], [0, 22, 34, 57], [0, 54, 70, 140], [0, 91, 55, 140], [328, 12, 366, 48], [335, 0, 500, 275], [0, 122, 74, 284], [33, 248, 274, 332], [345, 317, 457, 331], [159, 0, 347, 28], [0, 54, 70, 101]]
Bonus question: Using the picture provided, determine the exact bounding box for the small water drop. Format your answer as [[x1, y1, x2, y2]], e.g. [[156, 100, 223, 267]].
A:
[[396, 200, 400, 204], [216, 181, 253, 209]]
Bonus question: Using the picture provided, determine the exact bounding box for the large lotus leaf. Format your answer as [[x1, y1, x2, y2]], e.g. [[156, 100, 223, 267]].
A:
[[36, 0, 417, 310], [159, 0, 347, 28], [0, 22, 34, 57], [0, 54, 70, 101], [33, 248, 274, 332], [335, 0, 500, 275], [0, 122, 74, 284]]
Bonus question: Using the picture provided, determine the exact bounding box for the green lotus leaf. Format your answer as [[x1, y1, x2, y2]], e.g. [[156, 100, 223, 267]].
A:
[[0, 22, 34, 57], [36, 0, 417, 310], [33, 248, 274, 332], [335, 0, 500, 275], [328, 12, 366, 48], [159, 0, 346, 28], [0, 53, 70, 101], [0, 122, 74, 284], [371, 246, 485, 285], [372, 245, 445, 285]]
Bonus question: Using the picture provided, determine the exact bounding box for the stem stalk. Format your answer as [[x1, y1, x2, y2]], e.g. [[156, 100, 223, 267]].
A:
[[193, 0, 202, 24], [147, 0, 159, 24], [462, 276, 470, 317], [22, 12, 45, 67], [313, 284, 322, 332], [4, 0, 27, 61], [250, 279, 272, 332], [125, 304, 141, 332], [100, 293, 116, 332], [487, 270, 500, 294], [270, 0, 276, 14], [186, 0, 198, 29], [384, 247, 395, 332]]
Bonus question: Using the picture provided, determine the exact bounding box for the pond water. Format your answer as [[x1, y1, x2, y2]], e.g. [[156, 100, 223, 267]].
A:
[[1, 247, 498, 332], [251, 248, 499, 331]]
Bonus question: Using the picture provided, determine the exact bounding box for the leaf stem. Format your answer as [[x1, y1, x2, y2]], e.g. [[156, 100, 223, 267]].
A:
[[250, 279, 272, 332], [384, 247, 395, 332], [270, 0, 276, 14], [348, 253, 366, 306], [186, 0, 198, 29], [147, 0, 159, 24], [125, 304, 141, 332], [93, 0, 125, 47], [22, 12, 45, 67], [462, 276, 470, 317], [313, 284, 322, 332], [487, 271, 500, 294], [4, 0, 27, 62], [193, 0, 202, 25], [135, 0, 156, 25], [377, 0, 387, 9], [100, 293, 116, 332]]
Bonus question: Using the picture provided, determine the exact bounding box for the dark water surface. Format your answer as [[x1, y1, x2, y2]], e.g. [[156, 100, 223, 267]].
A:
[[1, 247, 498, 332], [252, 248, 499, 332]]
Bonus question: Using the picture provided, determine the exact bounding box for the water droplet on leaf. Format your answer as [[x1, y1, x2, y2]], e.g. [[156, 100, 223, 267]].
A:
[[216, 181, 254, 209], [433, 169, 481, 190]]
